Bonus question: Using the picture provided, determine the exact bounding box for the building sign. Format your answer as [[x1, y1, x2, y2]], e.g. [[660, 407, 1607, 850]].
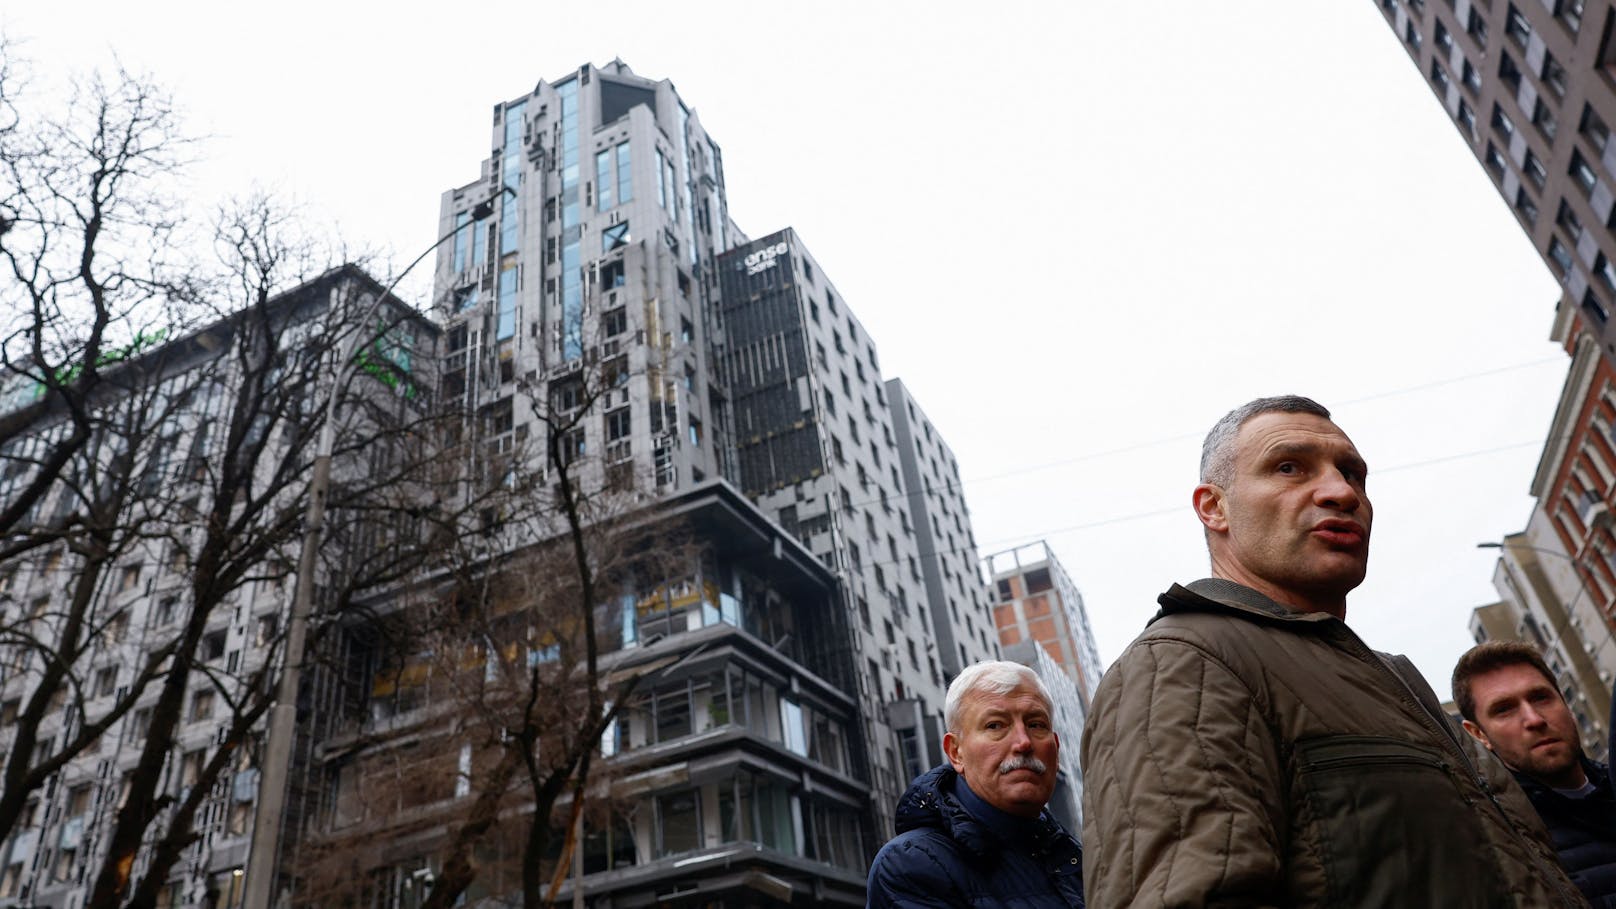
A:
[[744, 241, 789, 275]]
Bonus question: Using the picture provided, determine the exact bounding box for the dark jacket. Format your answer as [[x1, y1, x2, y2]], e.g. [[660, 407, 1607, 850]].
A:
[[866, 764, 1083, 908], [1082, 578, 1584, 907], [1519, 758, 1616, 907]]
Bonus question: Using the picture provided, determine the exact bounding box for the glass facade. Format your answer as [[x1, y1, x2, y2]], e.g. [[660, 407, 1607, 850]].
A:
[[558, 80, 584, 361], [451, 210, 470, 273], [616, 142, 632, 204], [596, 148, 614, 212], [499, 102, 524, 256]]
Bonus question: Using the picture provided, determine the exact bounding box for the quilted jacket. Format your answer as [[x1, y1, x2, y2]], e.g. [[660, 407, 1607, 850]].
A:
[[1080, 578, 1585, 908], [867, 763, 1084, 908], [1516, 758, 1616, 907]]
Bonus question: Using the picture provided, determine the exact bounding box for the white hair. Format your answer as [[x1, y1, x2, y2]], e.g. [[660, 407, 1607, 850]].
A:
[[944, 660, 1054, 732]]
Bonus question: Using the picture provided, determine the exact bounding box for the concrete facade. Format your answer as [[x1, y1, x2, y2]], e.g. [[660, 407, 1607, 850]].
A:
[[983, 542, 1103, 707], [0, 269, 436, 909], [886, 379, 1002, 682], [1378, 1, 1616, 737], [1001, 641, 1086, 833], [713, 229, 953, 826]]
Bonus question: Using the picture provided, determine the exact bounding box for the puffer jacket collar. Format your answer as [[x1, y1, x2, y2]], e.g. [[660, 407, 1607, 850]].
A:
[[894, 764, 1076, 863], [1514, 757, 1609, 802], [1155, 577, 1342, 628]]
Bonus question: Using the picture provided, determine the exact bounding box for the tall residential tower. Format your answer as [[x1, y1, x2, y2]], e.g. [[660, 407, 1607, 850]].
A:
[[1377, 0, 1616, 707]]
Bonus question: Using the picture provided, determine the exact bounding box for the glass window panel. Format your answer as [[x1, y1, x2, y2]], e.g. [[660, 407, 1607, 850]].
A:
[[596, 149, 614, 212], [656, 791, 700, 856], [617, 142, 633, 204], [654, 686, 692, 743]]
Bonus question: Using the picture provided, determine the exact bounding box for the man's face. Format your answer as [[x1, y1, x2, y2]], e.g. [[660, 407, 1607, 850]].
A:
[[943, 683, 1059, 819], [1463, 662, 1585, 787], [1195, 411, 1372, 615]]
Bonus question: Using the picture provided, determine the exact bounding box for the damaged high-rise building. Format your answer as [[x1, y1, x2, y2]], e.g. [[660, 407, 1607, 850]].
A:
[[0, 60, 1008, 908]]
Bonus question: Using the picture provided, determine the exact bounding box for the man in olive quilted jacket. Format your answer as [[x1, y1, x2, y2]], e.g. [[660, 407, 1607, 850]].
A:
[[1080, 396, 1584, 908]]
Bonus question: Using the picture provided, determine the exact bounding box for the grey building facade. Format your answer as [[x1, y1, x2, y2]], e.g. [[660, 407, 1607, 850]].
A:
[[886, 379, 1002, 682], [434, 60, 739, 508], [1377, 0, 1614, 346], [714, 229, 951, 827]]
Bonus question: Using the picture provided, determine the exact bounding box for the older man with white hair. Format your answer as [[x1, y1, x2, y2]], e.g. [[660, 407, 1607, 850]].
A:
[[866, 660, 1084, 908]]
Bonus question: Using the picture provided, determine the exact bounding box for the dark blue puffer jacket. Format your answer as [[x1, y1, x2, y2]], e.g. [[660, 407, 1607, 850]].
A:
[[1528, 758, 1616, 907], [866, 764, 1083, 908]]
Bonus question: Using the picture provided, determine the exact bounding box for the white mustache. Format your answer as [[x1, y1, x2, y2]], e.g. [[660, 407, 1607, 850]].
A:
[[998, 755, 1047, 775]]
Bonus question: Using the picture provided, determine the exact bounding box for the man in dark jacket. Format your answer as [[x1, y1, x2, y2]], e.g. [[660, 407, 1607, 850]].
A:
[[866, 661, 1083, 907], [1455, 640, 1616, 906]]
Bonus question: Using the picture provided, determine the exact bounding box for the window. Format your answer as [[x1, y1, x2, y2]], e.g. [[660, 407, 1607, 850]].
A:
[[1499, 52, 1522, 90], [1462, 60, 1482, 94], [687, 416, 702, 447], [1543, 52, 1569, 98], [1467, 7, 1488, 46], [1582, 105, 1610, 151], [656, 147, 668, 208], [1558, 0, 1584, 33], [255, 614, 277, 647], [616, 142, 633, 204], [560, 428, 586, 467], [1525, 150, 1547, 187], [602, 307, 627, 337], [1457, 100, 1477, 138], [1597, 254, 1616, 293], [1432, 62, 1452, 93], [1516, 187, 1540, 223], [595, 148, 614, 211], [1558, 200, 1586, 241], [1436, 20, 1454, 53], [191, 689, 215, 722], [1572, 150, 1598, 194], [656, 791, 701, 857], [1586, 289, 1611, 325], [601, 221, 630, 252], [1550, 237, 1574, 272], [95, 666, 117, 698], [1491, 105, 1516, 140], [1405, 21, 1422, 48], [119, 565, 140, 592], [1505, 5, 1531, 46], [1485, 143, 1507, 175], [1533, 99, 1558, 140], [606, 408, 631, 441]]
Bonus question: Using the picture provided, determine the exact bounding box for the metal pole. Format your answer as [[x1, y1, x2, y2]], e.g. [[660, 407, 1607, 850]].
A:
[[242, 195, 503, 909]]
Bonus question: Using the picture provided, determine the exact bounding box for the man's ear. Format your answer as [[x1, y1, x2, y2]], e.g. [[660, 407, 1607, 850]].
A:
[[943, 731, 965, 773], [1461, 719, 1493, 750], [1193, 483, 1228, 533]]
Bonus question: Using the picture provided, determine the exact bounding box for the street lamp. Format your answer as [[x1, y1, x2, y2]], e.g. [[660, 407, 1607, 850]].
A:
[[242, 188, 509, 909]]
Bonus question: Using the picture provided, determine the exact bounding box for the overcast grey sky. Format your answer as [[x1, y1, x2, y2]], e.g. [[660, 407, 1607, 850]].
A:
[[4, 2, 1573, 693]]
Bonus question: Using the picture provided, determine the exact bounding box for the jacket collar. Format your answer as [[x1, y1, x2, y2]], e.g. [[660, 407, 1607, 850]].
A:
[[1512, 757, 1611, 801], [1154, 578, 1342, 628], [894, 764, 1077, 862]]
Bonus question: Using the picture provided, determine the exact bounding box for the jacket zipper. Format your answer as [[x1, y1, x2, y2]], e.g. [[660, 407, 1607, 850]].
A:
[[1328, 622, 1583, 908]]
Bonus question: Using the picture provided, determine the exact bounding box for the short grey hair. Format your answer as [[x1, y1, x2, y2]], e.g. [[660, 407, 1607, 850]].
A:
[[1199, 395, 1332, 486], [944, 660, 1055, 733]]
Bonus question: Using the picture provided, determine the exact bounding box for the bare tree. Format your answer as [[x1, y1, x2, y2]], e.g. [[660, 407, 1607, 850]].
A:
[[289, 343, 689, 909], [0, 44, 197, 549]]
